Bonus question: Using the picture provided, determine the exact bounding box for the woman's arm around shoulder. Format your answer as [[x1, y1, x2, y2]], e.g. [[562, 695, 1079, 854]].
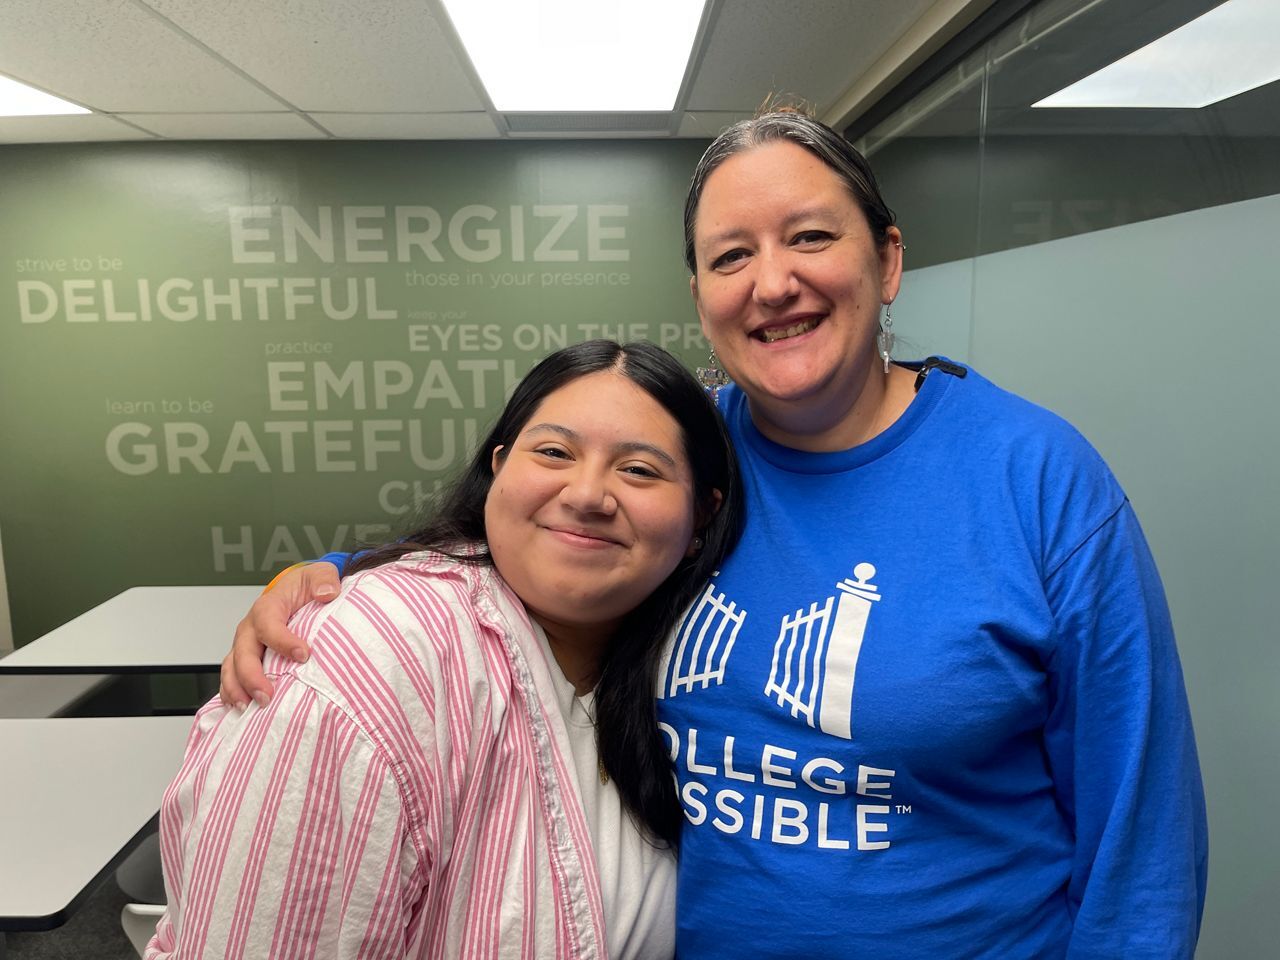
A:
[[220, 557, 346, 708]]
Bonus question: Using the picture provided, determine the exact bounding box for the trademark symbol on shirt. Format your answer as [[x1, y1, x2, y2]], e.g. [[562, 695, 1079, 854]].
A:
[[895, 804, 912, 814]]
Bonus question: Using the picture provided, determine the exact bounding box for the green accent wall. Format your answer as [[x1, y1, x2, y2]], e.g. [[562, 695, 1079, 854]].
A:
[[0, 139, 708, 646]]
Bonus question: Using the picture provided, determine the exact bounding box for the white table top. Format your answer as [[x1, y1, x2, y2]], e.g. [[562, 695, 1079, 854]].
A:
[[0, 715, 192, 930], [0, 585, 261, 675]]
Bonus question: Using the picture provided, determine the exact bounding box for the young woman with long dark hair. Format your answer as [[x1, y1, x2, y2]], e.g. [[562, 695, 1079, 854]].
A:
[[149, 340, 741, 959]]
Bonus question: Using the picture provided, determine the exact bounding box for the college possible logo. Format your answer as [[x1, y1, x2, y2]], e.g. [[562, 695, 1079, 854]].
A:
[[765, 563, 882, 740], [657, 577, 746, 699], [659, 562, 884, 741]]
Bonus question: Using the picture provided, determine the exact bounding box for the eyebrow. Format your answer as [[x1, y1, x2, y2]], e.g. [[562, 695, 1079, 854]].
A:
[[521, 422, 680, 469], [699, 205, 845, 251]]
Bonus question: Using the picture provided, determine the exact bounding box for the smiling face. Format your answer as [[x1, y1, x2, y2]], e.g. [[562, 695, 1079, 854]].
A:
[[690, 139, 903, 449], [484, 370, 698, 641]]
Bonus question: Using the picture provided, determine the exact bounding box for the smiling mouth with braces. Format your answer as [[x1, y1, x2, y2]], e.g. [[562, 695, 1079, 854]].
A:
[[758, 318, 818, 343]]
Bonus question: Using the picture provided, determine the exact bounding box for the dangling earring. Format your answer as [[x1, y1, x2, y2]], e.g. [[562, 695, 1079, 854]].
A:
[[696, 346, 732, 402], [878, 301, 896, 374]]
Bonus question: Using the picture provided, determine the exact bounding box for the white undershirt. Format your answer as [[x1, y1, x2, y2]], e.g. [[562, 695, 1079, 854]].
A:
[[536, 629, 677, 960]]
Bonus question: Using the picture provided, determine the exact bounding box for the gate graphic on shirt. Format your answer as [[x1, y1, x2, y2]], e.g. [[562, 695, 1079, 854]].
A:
[[657, 579, 746, 699], [764, 562, 882, 739]]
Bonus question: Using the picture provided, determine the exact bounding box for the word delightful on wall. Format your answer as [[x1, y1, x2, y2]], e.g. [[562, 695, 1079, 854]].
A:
[[17, 204, 631, 325]]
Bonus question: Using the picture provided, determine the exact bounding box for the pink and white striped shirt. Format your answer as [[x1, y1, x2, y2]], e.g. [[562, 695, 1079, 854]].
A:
[[147, 553, 609, 959]]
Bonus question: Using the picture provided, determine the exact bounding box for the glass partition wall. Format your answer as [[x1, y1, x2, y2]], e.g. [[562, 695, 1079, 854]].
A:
[[857, 1, 1279, 955]]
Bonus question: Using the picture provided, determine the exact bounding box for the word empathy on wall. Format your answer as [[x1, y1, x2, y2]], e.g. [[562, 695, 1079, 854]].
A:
[[265, 358, 522, 411], [228, 204, 630, 264], [17, 277, 395, 324]]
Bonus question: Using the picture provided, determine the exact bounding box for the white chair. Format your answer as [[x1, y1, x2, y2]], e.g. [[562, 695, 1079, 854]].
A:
[[122, 902, 166, 957], [116, 832, 166, 903], [118, 831, 167, 955]]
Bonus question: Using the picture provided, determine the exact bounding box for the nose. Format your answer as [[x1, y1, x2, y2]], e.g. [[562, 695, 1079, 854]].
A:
[[752, 246, 800, 306], [559, 465, 618, 516]]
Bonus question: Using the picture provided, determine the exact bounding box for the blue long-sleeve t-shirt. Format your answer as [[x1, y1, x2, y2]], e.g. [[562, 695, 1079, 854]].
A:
[[655, 365, 1206, 958]]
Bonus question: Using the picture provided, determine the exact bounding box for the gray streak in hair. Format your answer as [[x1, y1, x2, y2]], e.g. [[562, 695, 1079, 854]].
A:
[[683, 112, 897, 274]]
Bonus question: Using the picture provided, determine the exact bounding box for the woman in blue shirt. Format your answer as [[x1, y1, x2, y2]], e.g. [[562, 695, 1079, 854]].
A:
[[220, 106, 1207, 959]]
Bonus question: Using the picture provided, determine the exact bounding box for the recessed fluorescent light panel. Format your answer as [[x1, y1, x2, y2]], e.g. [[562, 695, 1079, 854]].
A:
[[0, 75, 89, 117], [1034, 0, 1280, 108], [440, 0, 706, 111]]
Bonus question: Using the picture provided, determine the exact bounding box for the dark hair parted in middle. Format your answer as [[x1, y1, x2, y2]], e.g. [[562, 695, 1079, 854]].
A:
[[349, 339, 743, 846], [683, 108, 897, 273]]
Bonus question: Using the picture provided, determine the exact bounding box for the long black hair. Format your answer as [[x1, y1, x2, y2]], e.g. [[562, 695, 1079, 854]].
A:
[[349, 339, 743, 846]]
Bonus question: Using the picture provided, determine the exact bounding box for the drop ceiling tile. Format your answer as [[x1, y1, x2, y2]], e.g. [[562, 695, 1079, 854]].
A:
[[689, 0, 935, 112], [144, 0, 487, 112], [311, 112, 500, 139], [114, 112, 324, 139], [0, 113, 156, 143], [0, 0, 286, 112]]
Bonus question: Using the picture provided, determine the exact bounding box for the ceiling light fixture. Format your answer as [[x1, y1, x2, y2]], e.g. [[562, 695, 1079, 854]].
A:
[[0, 75, 90, 117], [1033, 0, 1280, 109], [439, 0, 706, 112]]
